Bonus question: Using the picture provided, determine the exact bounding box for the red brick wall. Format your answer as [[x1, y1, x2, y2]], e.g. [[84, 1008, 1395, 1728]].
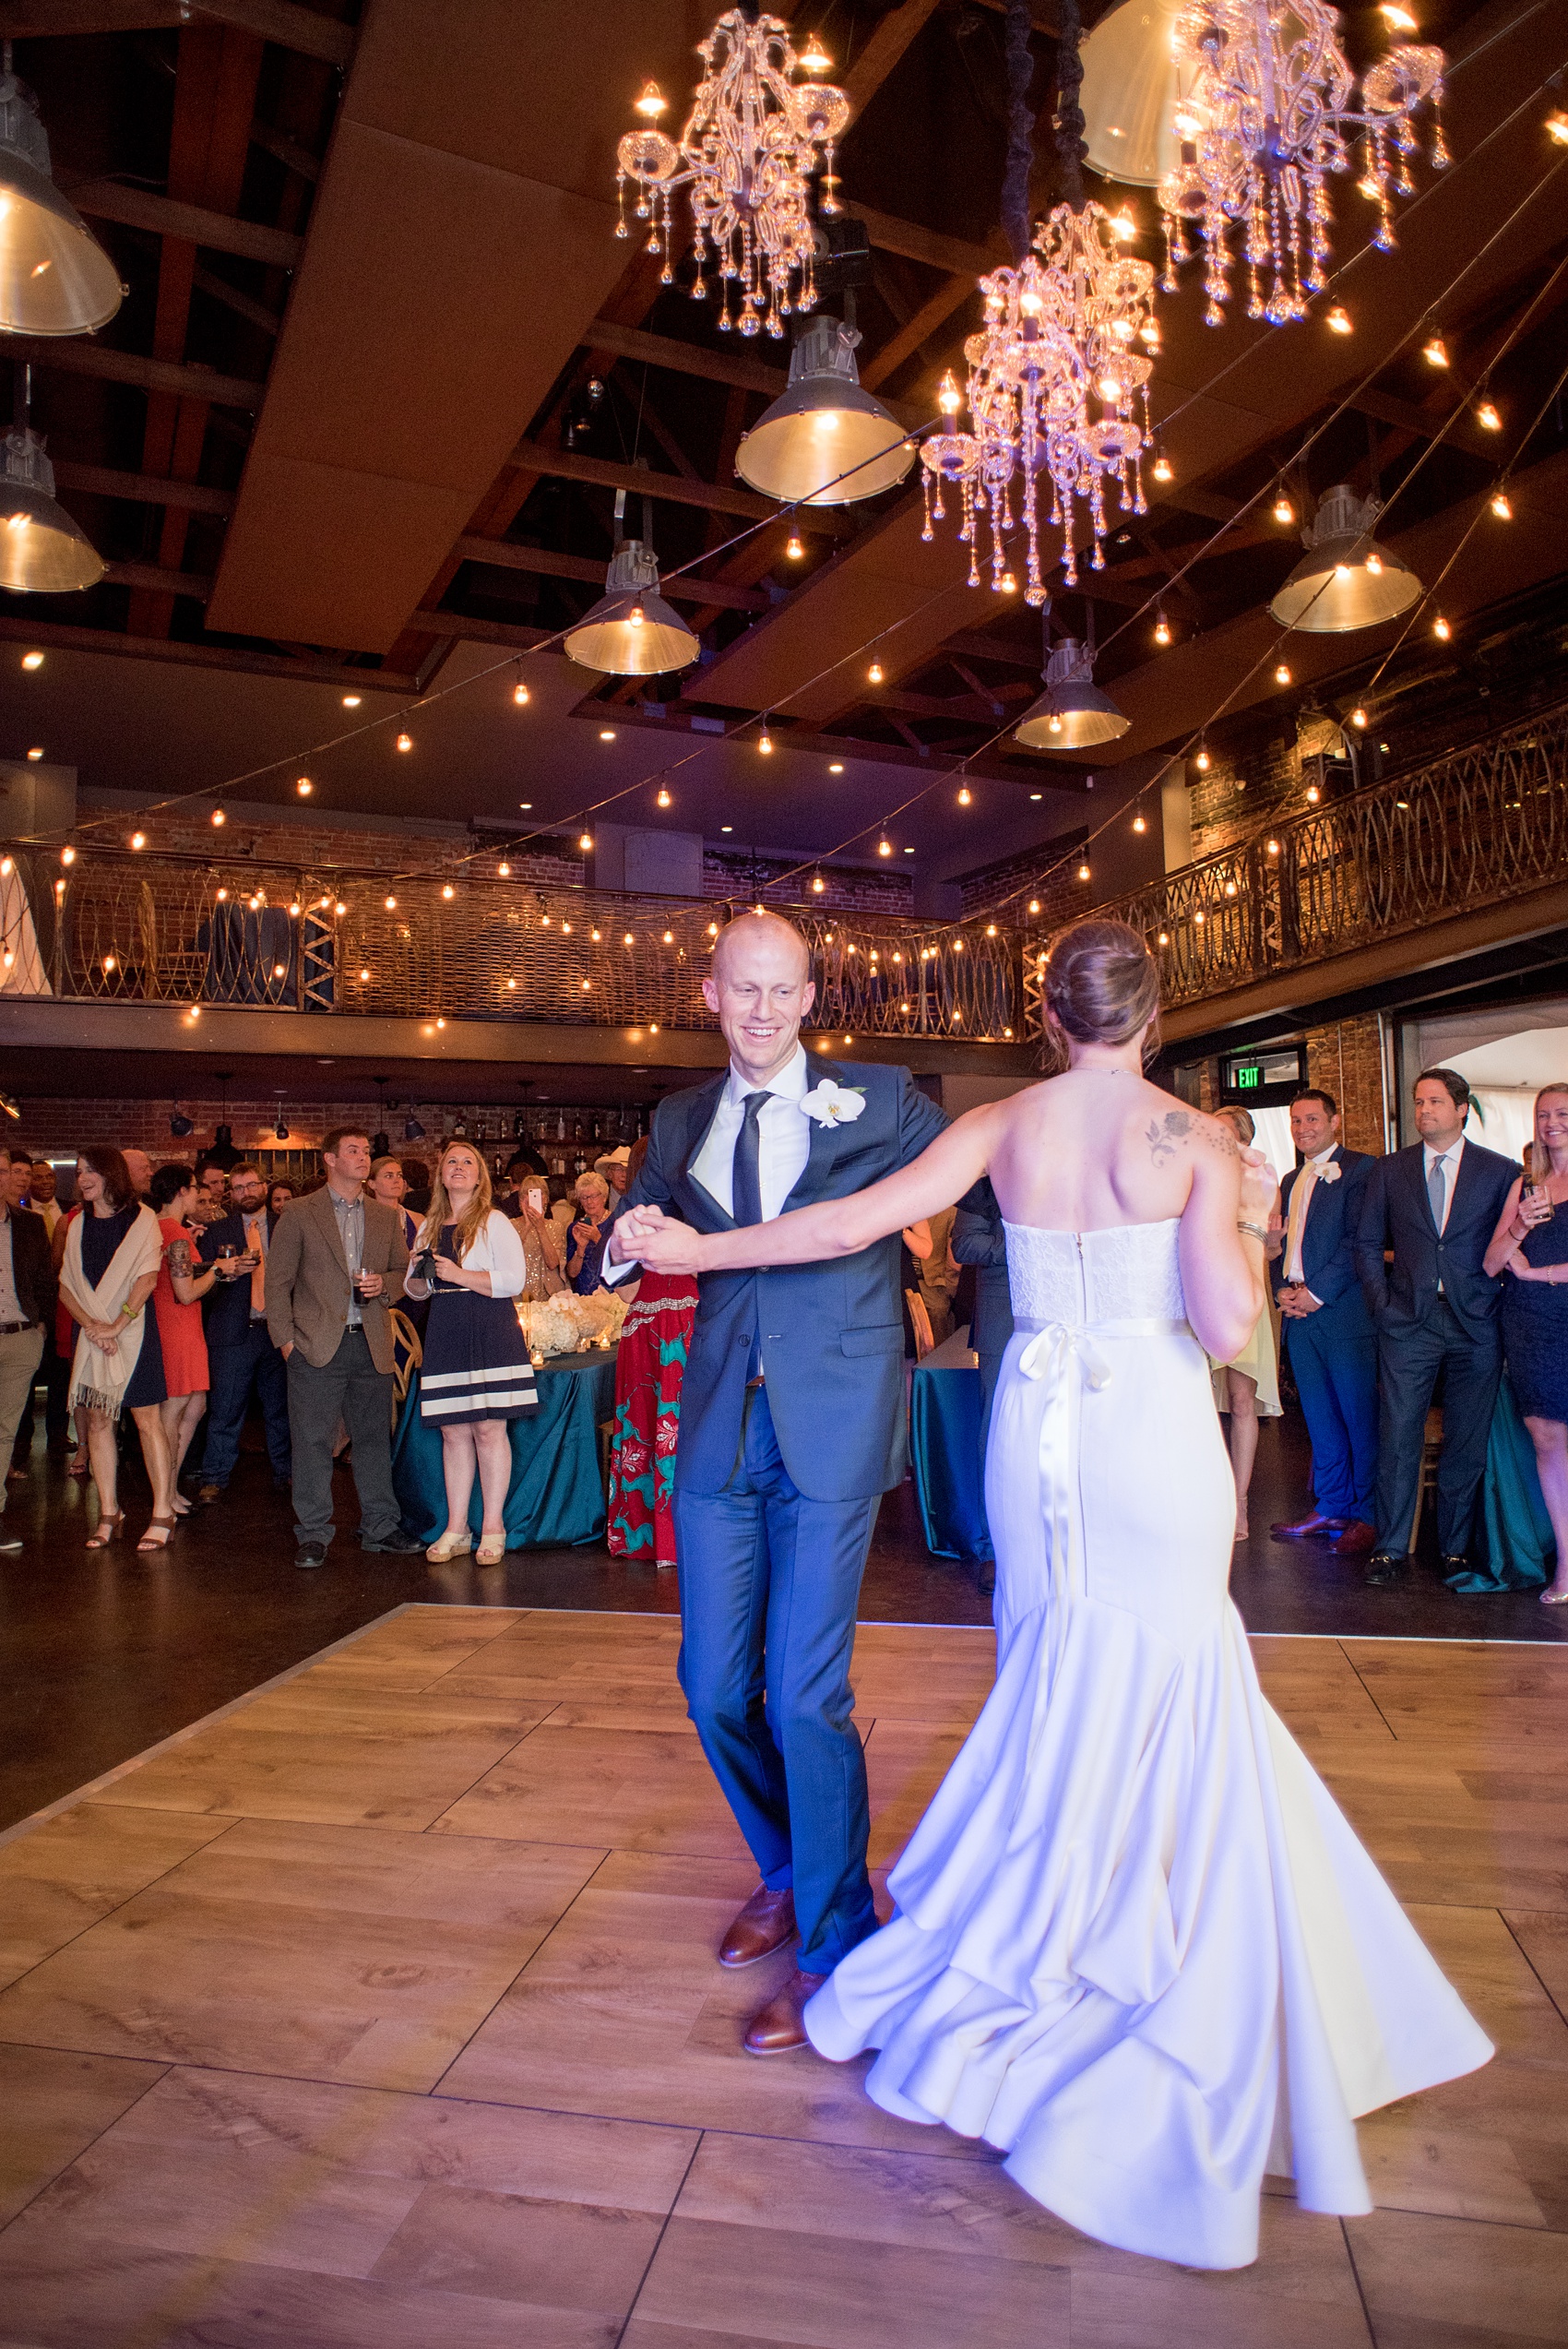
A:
[[1306, 1014, 1387, 1157]]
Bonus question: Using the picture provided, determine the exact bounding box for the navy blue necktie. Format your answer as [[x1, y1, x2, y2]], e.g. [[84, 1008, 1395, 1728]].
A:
[[731, 1091, 768, 1227]]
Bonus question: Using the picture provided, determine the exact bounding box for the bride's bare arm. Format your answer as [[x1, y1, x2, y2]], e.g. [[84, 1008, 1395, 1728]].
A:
[[620, 1109, 997, 1277], [1170, 1110, 1274, 1363]]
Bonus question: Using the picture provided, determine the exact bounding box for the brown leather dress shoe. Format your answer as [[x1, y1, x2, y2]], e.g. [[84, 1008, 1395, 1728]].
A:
[[1330, 1520, 1376, 1556], [719, 1883, 796, 1969], [743, 1966, 827, 2056], [1270, 1511, 1341, 1543]]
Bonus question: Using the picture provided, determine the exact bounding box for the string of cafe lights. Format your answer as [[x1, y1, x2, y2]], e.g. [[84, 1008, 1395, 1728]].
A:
[[5, 34, 1565, 1013]]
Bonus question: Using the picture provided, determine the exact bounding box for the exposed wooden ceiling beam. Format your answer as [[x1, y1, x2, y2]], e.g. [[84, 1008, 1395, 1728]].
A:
[[858, 205, 992, 281], [506, 439, 851, 530], [585, 319, 786, 399], [68, 178, 303, 270], [248, 116, 322, 182], [53, 461, 235, 517], [189, 0, 353, 66], [1349, 385, 1501, 459], [861, 269, 981, 392], [101, 558, 211, 599], [407, 613, 553, 651], [0, 334, 265, 411], [192, 260, 282, 336], [453, 535, 770, 613], [841, 0, 945, 111], [0, 612, 412, 692]]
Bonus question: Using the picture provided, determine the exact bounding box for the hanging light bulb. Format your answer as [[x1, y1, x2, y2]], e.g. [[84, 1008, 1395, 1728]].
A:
[[396, 732, 412, 752], [1325, 306, 1353, 334], [1028, 898, 1041, 915], [1475, 399, 1502, 432], [342, 692, 362, 708], [957, 785, 972, 805], [812, 872, 826, 893], [1016, 638, 1131, 750], [1350, 705, 1368, 728], [1151, 440, 1173, 483], [1273, 490, 1296, 524], [758, 726, 774, 754], [1077, 861, 1092, 881], [1154, 610, 1171, 646], [0, 54, 123, 333], [656, 785, 672, 807], [1432, 613, 1452, 640], [564, 537, 698, 674], [1269, 484, 1421, 630], [577, 830, 594, 851], [1275, 662, 1292, 685], [867, 660, 884, 685], [497, 860, 511, 876], [211, 807, 226, 827], [737, 315, 915, 504], [877, 837, 892, 856], [296, 776, 313, 796], [1490, 488, 1513, 519], [1195, 742, 1211, 771], [0, 422, 104, 591], [1421, 331, 1449, 368], [1133, 809, 1147, 832], [785, 532, 804, 559], [1305, 782, 1322, 803], [129, 830, 145, 850], [513, 678, 530, 706]]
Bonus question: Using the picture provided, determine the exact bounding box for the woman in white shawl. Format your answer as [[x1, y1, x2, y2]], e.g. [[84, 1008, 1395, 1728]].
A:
[[59, 1147, 177, 1550]]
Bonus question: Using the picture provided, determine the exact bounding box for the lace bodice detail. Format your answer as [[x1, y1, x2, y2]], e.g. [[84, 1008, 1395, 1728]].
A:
[[1004, 1219, 1188, 1328]]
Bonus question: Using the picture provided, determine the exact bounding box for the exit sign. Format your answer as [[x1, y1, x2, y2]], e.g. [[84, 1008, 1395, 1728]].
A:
[[1236, 1063, 1261, 1090], [1219, 1044, 1309, 1105]]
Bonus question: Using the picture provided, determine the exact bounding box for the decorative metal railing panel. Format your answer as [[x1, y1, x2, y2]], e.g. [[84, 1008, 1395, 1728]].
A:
[[1027, 702, 1568, 1025], [0, 854, 1023, 1044]]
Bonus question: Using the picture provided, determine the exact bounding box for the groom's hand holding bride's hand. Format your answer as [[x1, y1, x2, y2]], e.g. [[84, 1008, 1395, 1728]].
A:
[[1238, 1146, 1278, 1227], [612, 1204, 709, 1277]]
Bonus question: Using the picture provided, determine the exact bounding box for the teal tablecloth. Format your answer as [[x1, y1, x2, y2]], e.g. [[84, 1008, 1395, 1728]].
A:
[[392, 1345, 618, 1550], [1448, 1370, 1555, 1593], [910, 1330, 992, 1563]]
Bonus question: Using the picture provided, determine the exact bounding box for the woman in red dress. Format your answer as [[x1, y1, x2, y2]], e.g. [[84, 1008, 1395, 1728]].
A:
[[606, 1137, 697, 1571], [148, 1163, 219, 1512]]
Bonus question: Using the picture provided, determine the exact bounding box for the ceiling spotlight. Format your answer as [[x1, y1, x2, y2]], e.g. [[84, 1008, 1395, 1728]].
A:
[[341, 692, 361, 707], [0, 58, 123, 333], [1490, 489, 1513, 519], [396, 732, 412, 751], [1475, 399, 1502, 432], [1275, 662, 1292, 685], [1432, 613, 1452, 640], [296, 776, 313, 796], [599, 727, 617, 741], [25, 745, 42, 760], [20, 649, 42, 668], [867, 660, 885, 685], [1016, 638, 1130, 750], [1, 422, 104, 591], [957, 785, 972, 805], [1273, 491, 1296, 525], [828, 760, 845, 773], [1421, 331, 1449, 368], [1269, 483, 1420, 631], [785, 532, 804, 560], [736, 316, 915, 506], [513, 679, 530, 706], [1325, 305, 1352, 334]]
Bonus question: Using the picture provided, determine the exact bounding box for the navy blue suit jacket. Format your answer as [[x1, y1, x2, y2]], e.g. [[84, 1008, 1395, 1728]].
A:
[[197, 1210, 265, 1348], [615, 1060, 948, 1502], [1272, 1147, 1375, 1333], [1353, 1139, 1518, 1340]]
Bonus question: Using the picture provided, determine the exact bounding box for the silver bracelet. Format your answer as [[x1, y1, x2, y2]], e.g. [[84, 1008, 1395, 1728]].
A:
[[1237, 1221, 1269, 1243]]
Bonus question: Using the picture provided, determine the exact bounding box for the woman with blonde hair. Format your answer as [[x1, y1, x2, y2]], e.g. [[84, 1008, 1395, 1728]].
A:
[[402, 1139, 537, 1564], [1485, 1079, 1568, 1602], [1208, 1103, 1283, 1539], [619, 916, 1489, 2272], [59, 1146, 178, 1551]]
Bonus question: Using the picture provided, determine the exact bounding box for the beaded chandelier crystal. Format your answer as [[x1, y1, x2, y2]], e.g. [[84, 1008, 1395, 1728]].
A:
[[614, 11, 849, 338], [1158, 0, 1447, 326], [920, 0, 1158, 597]]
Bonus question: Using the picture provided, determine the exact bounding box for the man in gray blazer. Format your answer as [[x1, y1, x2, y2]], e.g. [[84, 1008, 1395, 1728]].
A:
[[266, 1127, 422, 1569]]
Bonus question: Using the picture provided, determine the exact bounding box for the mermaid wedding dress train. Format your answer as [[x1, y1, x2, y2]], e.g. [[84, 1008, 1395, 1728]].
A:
[[805, 1220, 1491, 2271]]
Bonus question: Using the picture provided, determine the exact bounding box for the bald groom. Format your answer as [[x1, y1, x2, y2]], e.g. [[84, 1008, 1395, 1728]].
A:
[[605, 912, 948, 2052]]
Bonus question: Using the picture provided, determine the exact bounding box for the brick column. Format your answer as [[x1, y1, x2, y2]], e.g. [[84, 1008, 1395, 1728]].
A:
[[1306, 1015, 1386, 1156]]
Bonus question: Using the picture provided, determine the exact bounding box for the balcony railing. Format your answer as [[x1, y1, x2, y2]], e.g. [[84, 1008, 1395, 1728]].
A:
[[0, 852, 1024, 1045], [1050, 698, 1568, 1019]]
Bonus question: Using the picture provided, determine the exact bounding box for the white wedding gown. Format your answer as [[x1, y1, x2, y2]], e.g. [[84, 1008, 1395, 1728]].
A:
[[806, 1220, 1491, 2271]]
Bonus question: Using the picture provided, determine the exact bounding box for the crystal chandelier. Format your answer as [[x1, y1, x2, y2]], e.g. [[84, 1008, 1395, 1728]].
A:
[[614, 12, 849, 339], [1158, 1, 1447, 327], [920, 0, 1158, 598]]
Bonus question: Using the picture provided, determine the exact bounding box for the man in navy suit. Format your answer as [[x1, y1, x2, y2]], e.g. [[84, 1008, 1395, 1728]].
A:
[[604, 912, 948, 2054], [195, 1163, 291, 1503], [1354, 1067, 1518, 1586], [1269, 1089, 1379, 1557]]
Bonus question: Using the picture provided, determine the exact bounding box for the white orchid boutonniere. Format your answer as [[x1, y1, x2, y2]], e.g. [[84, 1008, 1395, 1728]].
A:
[[801, 1079, 867, 1129], [1316, 1162, 1342, 1185]]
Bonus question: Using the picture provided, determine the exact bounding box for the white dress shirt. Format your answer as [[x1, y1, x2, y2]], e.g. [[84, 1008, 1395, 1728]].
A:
[[604, 1043, 814, 1285], [1283, 1145, 1337, 1293], [1423, 1136, 1465, 1236]]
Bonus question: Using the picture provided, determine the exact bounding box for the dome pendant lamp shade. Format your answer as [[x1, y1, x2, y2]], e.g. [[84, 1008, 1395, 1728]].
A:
[[0, 57, 123, 334], [1080, 0, 1191, 187], [0, 426, 103, 592], [736, 315, 914, 507], [563, 538, 698, 676], [1016, 638, 1131, 750], [1269, 483, 1421, 632]]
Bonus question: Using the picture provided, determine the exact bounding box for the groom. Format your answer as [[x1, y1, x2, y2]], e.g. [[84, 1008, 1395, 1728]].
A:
[[605, 911, 948, 2051]]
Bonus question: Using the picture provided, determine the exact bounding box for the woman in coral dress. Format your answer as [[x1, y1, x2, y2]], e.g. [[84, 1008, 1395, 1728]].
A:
[[148, 1163, 218, 1510]]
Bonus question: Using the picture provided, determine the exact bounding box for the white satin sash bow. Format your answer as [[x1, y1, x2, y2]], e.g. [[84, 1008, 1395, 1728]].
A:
[[1014, 1315, 1194, 1392]]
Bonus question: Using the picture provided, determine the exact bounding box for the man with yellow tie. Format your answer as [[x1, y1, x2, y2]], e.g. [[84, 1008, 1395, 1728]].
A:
[[194, 1163, 292, 1507], [1269, 1089, 1380, 1557]]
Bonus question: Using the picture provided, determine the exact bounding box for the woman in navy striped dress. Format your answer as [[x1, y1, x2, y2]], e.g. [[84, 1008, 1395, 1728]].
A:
[[403, 1141, 536, 1565]]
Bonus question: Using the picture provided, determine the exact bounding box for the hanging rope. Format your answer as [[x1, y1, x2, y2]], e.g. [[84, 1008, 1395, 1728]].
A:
[[1053, 0, 1087, 212], [999, 0, 1038, 264]]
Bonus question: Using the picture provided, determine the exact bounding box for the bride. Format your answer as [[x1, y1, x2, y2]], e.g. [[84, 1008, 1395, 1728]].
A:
[[619, 916, 1491, 2271]]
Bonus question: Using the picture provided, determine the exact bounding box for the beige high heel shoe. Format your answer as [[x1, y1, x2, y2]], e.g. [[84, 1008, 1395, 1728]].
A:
[[425, 1528, 473, 1564], [476, 1531, 507, 1566]]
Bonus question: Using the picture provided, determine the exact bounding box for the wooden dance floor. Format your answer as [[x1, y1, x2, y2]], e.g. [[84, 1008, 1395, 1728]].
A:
[[0, 1608, 1565, 2347]]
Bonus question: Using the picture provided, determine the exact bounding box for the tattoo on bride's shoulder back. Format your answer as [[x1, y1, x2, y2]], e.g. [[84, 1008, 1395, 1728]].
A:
[[1145, 1109, 1237, 1167]]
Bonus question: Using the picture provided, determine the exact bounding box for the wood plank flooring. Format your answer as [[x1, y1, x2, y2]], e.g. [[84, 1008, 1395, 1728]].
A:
[[0, 1606, 1564, 2347]]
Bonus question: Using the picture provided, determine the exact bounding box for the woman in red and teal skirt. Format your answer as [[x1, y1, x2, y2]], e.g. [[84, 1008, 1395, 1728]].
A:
[[606, 1139, 696, 1571]]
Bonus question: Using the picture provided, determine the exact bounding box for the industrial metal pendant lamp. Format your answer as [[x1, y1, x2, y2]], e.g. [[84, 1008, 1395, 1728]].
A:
[[0, 43, 123, 335], [736, 314, 913, 506], [0, 367, 103, 592], [1268, 483, 1421, 632], [563, 483, 699, 675], [1016, 636, 1131, 749], [1080, 0, 1190, 186]]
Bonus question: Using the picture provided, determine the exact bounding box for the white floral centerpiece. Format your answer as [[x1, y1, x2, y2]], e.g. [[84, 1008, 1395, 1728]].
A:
[[515, 1289, 628, 1357]]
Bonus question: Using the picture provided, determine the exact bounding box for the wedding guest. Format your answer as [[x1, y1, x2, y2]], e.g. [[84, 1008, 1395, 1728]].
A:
[[952, 1177, 1012, 1599], [0, 1142, 54, 1552], [1355, 1067, 1518, 1587], [194, 1161, 229, 1223], [23, 1157, 60, 1233], [369, 1155, 419, 1248], [597, 1146, 632, 1198], [1208, 1104, 1283, 1542], [148, 1163, 218, 1512], [495, 1149, 547, 1216], [59, 1147, 177, 1552], [266, 1127, 422, 1570], [400, 1157, 433, 1217], [267, 1177, 296, 1230], [918, 1202, 960, 1349], [1270, 1089, 1379, 1557], [566, 1169, 614, 1294], [404, 1139, 534, 1566], [7, 1153, 65, 1473], [194, 1163, 291, 1505], [49, 1195, 89, 1479], [608, 1134, 695, 1573], [4, 1150, 33, 1213], [123, 1148, 153, 1201], [1485, 1081, 1568, 1604], [506, 1174, 565, 1300]]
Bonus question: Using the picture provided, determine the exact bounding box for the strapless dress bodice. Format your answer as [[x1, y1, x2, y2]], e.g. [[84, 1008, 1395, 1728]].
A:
[[1004, 1218, 1188, 1330]]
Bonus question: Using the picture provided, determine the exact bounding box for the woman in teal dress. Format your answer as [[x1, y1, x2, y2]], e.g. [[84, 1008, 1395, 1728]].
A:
[[1485, 1081, 1568, 1603]]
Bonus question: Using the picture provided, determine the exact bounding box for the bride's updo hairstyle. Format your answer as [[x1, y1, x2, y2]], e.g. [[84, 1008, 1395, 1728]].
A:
[[1040, 918, 1161, 1070]]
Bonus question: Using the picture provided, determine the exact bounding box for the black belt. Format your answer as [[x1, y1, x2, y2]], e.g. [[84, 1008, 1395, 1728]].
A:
[[0, 1319, 37, 1336]]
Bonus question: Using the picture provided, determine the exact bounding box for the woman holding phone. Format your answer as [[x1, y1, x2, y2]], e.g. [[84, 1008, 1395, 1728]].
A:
[[403, 1140, 537, 1564], [1485, 1081, 1568, 1602], [508, 1176, 566, 1300]]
